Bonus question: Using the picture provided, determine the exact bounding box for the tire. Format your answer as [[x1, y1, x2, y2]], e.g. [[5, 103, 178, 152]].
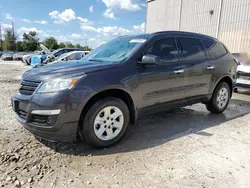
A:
[[80, 97, 130, 148], [206, 82, 231, 114], [25, 59, 30, 65]]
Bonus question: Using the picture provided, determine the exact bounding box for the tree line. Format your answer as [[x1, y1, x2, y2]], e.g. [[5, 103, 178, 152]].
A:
[[0, 28, 92, 52]]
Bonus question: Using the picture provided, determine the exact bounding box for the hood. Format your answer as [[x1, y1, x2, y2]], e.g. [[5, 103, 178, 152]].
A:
[[237, 64, 250, 73], [22, 60, 115, 81], [40, 44, 51, 54]]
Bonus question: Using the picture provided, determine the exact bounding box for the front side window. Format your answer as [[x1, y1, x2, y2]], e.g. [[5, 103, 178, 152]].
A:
[[178, 38, 206, 61], [203, 39, 228, 59], [145, 38, 179, 62], [71, 52, 83, 60], [67, 53, 77, 60]]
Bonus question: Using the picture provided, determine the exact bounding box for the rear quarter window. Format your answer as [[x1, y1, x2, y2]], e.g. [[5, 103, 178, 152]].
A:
[[203, 39, 228, 59]]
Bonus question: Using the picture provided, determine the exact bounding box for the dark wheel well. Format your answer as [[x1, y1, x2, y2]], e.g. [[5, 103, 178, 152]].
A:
[[217, 76, 233, 97], [79, 89, 135, 129]]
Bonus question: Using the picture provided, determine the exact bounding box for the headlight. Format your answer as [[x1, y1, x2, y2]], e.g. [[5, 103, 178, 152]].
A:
[[37, 74, 86, 93]]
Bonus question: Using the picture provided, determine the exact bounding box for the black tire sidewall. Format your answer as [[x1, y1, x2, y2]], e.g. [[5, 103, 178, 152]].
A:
[[211, 82, 230, 113], [81, 97, 130, 148]]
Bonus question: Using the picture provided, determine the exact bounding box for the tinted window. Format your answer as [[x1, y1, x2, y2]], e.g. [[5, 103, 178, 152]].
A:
[[66, 49, 74, 53], [54, 50, 65, 57], [145, 38, 178, 62], [178, 38, 206, 61], [203, 39, 228, 59]]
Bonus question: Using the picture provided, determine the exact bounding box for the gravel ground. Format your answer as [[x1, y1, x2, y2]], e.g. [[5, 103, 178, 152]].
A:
[[1, 60, 250, 188]]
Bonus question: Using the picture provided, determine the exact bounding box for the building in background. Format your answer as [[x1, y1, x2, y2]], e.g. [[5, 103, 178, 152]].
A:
[[146, 0, 250, 54]]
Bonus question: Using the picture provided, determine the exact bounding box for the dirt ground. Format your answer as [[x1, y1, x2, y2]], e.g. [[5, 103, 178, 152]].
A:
[[0, 60, 250, 188]]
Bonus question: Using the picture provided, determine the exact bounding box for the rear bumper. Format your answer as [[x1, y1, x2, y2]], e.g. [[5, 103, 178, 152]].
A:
[[2, 57, 13, 60]]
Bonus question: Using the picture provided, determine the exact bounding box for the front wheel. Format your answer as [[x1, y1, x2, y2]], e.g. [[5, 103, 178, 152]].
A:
[[206, 82, 230, 113], [80, 97, 130, 148]]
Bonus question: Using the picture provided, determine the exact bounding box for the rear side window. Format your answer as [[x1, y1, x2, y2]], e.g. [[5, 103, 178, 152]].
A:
[[203, 39, 228, 59], [145, 38, 179, 62], [178, 38, 206, 61]]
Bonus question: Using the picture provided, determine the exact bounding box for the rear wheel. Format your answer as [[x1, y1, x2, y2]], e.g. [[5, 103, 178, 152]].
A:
[[80, 97, 130, 148], [206, 82, 230, 113]]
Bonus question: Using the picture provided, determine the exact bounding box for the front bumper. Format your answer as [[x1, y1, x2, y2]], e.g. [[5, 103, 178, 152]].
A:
[[11, 90, 87, 142], [2, 57, 13, 60], [235, 82, 250, 89], [235, 72, 250, 89], [13, 57, 22, 61], [15, 114, 78, 142]]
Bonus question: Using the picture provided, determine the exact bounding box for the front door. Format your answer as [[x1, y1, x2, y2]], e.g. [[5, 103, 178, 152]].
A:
[[137, 37, 187, 109]]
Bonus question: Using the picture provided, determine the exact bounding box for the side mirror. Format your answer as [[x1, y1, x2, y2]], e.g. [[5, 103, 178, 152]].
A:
[[138, 54, 160, 65]]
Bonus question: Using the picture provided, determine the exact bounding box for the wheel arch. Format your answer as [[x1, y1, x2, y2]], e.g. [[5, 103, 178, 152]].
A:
[[213, 75, 233, 97], [79, 88, 136, 130]]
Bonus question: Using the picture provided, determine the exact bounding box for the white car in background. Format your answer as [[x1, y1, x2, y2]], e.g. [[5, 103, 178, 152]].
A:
[[22, 51, 46, 65], [54, 51, 90, 62], [235, 60, 250, 91], [31, 51, 90, 68]]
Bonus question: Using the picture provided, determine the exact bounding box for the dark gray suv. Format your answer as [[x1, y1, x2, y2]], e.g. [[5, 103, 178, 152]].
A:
[[11, 31, 237, 148]]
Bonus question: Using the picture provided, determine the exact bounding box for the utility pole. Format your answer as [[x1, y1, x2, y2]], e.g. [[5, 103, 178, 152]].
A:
[[12, 21, 16, 51], [216, 0, 223, 39], [85, 39, 88, 47], [0, 21, 2, 50]]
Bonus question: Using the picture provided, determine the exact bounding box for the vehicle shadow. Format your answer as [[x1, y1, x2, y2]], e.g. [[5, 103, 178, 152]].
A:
[[39, 98, 250, 156]]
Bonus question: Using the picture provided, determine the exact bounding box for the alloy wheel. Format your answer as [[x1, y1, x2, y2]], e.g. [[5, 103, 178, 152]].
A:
[[93, 106, 124, 141]]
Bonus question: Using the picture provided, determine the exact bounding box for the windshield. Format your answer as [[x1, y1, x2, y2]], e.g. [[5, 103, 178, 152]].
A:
[[244, 60, 250, 65], [233, 54, 242, 62], [85, 35, 150, 63]]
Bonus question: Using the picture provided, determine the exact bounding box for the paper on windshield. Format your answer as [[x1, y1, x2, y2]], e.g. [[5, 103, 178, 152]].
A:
[[129, 39, 146, 43]]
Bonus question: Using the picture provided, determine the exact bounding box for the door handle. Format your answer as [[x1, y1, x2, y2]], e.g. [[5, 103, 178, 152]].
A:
[[174, 70, 184, 74], [207, 66, 215, 70]]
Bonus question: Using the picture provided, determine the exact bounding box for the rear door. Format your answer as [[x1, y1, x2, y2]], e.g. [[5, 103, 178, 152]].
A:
[[202, 38, 230, 93], [177, 37, 210, 98]]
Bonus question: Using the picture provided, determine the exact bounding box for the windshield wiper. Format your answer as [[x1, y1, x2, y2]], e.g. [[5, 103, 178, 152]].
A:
[[88, 59, 104, 62]]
